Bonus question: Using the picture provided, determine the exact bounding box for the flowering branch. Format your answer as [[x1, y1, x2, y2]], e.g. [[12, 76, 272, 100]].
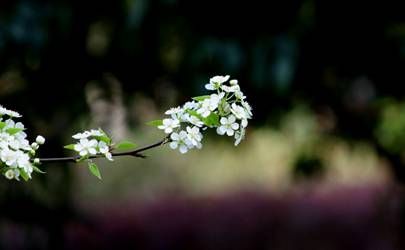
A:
[[38, 136, 170, 163], [1, 75, 252, 181]]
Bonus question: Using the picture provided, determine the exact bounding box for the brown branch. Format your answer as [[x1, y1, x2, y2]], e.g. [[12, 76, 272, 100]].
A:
[[38, 136, 170, 163]]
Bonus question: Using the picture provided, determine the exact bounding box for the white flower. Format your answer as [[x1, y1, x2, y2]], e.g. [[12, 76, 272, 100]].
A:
[[216, 115, 239, 136], [169, 131, 193, 154], [90, 129, 103, 137], [196, 100, 212, 117], [196, 92, 225, 118], [230, 103, 248, 120], [235, 90, 246, 100], [230, 79, 238, 85], [1, 149, 18, 167], [183, 101, 198, 110], [187, 115, 204, 127], [158, 118, 180, 134], [165, 107, 183, 115], [74, 138, 98, 156], [72, 131, 91, 139], [0, 106, 22, 118], [221, 84, 240, 93], [98, 141, 113, 161], [16, 151, 32, 175], [186, 126, 202, 148], [205, 75, 230, 90], [36, 135, 46, 145], [241, 101, 253, 117], [234, 128, 246, 146]]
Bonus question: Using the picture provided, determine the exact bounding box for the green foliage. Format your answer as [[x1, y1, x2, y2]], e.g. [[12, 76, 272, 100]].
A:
[[88, 162, 102, 180], [146, 120, 163, 127], [192, 95, 211, 101], [115, 141, 137, 150], [64, 144, 76, 150], [202, 113, 220, 127]]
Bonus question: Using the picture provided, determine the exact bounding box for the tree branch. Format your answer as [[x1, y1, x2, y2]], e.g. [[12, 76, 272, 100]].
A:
[[38, 136, 170, 163]]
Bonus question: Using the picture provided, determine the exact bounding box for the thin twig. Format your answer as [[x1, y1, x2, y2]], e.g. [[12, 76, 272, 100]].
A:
[[38, 136, 170, 163]]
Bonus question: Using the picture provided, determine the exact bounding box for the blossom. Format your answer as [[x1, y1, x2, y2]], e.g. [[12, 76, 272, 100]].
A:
[[230, 103, 248, 120], [205, 75, 230, 90], [150, 75, 252, 154], [169, 131, 193, 154], [187, 115, 204, 127], [165, 107, 183, 115], [0, 105, 22, 117], [183, 101, 198, 110], [234, 128, 246, 146], [158, 118, 180, 134], [217, 115, 239, 136], [197, 93, 225, 117], [186, 126, 202, 148], [72, 131, 91, 139], [74, 138, 98, 156], [98, 141, 113, 161]]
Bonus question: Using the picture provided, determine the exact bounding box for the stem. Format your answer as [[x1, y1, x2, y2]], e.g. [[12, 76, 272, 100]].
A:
[[38, 136, 170, 163]]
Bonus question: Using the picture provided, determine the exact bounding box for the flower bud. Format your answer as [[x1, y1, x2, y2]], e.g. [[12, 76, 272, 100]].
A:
[[34, 158, 40, 164], [36, 135, 45, 145], [230, 79, 238, 85], [31, 142, 39, 150], [4, 169, 14, 180]]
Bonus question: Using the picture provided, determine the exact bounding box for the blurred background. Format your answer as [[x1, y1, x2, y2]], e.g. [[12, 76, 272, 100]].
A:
[[1, 0, 405, 249]]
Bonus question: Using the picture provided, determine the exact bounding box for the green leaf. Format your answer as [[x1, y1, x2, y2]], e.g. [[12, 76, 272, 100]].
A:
[[0, 121, 6, 130], [64, 144, 76, 150], [88, 162, 102, 180], [146, 119, 163, 127], [192, 95, 210, 101], [95, 135, 112, 144], [202, 112, 220, 127], [33, 166, 46, 174], [115, 140, 137, 150], [19, 169, 30, 181], [6, 128, 23, 135]]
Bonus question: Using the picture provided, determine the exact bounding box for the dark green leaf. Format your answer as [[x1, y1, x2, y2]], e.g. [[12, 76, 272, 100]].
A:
[[88, 162, 102, 180]]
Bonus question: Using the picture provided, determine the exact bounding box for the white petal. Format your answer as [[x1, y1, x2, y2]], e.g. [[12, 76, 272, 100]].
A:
[[164, 128, 173, 134], [217, 126, 226, 135], [79, 150, 88, 156], [170, 132, 179, 141], [169, 142, 178, 149], [228, 115, 236, 123], [220, 117, 228, 125], [231, 123, 239, 130], [88, 148, 97, 155], [74, 144, 84, 152], [226, 128, 234, 136], [179, 145, 188, 154]]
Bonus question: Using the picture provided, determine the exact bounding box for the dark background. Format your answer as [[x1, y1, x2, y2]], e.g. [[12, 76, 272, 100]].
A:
[[1, 0, 405, 249]]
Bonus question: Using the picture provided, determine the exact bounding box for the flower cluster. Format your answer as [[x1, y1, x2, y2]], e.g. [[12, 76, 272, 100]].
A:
[[0, 105, 45, 180], [154, 75, 252, 153], [65, 129, 113, 161]]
